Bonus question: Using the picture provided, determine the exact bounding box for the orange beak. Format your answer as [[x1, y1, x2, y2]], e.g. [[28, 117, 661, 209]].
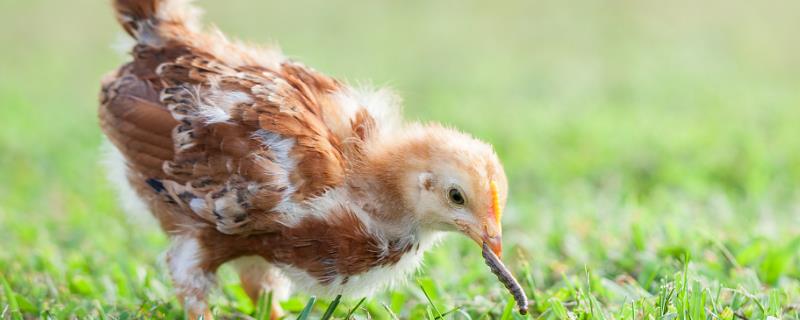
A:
[[463, 180, 503, 256], [483, 233, 503, 257]]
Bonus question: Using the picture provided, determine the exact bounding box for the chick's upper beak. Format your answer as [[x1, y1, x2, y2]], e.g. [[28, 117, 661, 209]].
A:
[[483, 232, 503, 257]]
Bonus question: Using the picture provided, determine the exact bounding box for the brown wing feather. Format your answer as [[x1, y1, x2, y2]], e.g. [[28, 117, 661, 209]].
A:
[[100, 67, 177, 179], [100, 44, 349, 235]]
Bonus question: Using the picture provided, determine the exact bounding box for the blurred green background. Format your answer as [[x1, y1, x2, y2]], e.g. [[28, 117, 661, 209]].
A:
[[1, 0, 800, 318]]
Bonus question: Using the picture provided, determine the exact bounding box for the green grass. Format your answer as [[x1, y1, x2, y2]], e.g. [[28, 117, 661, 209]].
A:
[[2, 0, 800, 318]]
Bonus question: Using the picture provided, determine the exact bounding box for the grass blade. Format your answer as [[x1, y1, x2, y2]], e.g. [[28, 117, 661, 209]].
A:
[[94, 300, 107, 320], [418, 281, 443, 319], [296, 296, 316, 320], [382, 303, 400, 320], [344, 297, 367, 319], [256, 291, 273, 320], [0, 275, 22, 320], [500, 299, 514, 320], [426, 306, 436, 320], [440, 305, 464, 318], [320, 295, 342, 320]]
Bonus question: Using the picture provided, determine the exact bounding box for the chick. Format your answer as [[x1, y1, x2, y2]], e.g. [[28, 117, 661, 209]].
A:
[[100, 0, 509, 318]]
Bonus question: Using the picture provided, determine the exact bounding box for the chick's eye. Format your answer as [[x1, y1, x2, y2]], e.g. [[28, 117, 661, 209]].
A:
[[448, 188, 465, 205]]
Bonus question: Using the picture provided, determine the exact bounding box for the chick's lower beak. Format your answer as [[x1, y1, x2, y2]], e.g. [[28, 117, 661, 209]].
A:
[[462, 224, 503, 257]]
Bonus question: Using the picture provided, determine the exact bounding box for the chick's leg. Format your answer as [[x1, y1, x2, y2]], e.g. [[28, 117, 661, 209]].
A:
[[166, 235, 216, 320], [231, 257, 291, 319]]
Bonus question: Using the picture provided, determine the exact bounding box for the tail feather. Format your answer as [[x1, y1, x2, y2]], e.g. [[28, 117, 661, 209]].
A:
[[111, 0, 286, 70], [113, 0, 201, 45]]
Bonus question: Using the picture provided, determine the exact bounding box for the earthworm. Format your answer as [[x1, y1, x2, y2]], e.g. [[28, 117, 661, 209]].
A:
[[482, 242, 529, 315]]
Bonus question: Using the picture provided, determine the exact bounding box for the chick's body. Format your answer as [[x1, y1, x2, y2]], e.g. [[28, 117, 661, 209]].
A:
[[100, 0, 508, 318]]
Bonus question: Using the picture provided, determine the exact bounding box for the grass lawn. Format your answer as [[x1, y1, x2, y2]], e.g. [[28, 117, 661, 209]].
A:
[[2, 0, 800, 319]]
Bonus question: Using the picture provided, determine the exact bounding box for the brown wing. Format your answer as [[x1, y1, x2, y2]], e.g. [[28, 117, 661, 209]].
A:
[[100, 44, 348, 234]]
